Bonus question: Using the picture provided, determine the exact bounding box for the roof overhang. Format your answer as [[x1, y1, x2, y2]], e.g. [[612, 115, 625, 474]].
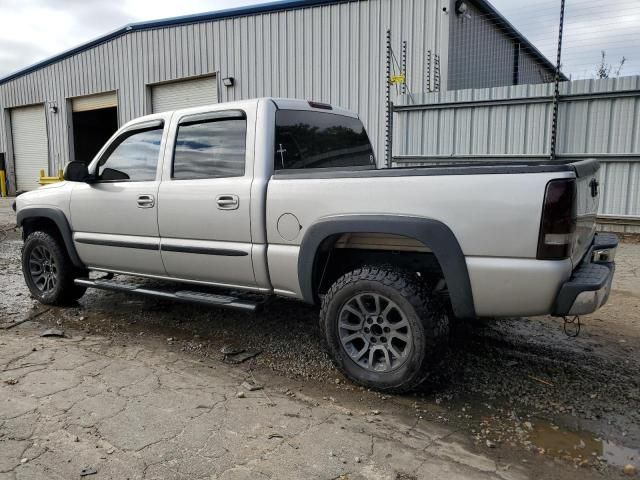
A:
[[0, 0, 348, 85]]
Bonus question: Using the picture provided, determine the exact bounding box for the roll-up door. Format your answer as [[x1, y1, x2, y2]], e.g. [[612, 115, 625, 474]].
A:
[[151, 76, 217, 113], [11, 105, 48, 191], [71, 91, 117, 112]]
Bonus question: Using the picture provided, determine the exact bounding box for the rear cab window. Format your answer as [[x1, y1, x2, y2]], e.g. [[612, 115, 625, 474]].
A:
[[274, 110, 375, 171]]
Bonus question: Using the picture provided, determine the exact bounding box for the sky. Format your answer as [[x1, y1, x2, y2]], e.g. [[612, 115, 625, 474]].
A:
[[0, 0, 638, 80], [490, 0, 639, 79], [0, 0, 263, 77]]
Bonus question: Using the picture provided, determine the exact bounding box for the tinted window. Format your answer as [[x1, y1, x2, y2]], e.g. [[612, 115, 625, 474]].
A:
[[97, 127, 163, 182], [173, 116, 246, 180], [274, 110, 375, 170]]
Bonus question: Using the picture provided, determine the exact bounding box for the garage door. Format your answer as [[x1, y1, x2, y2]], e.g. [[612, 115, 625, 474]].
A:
[[71, 91, 117, 112], [151, 76, 218, 113], [11, 105, 48, 191]]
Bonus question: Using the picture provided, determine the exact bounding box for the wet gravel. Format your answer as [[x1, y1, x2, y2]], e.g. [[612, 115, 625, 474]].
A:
[[1, 225, 639, 477]]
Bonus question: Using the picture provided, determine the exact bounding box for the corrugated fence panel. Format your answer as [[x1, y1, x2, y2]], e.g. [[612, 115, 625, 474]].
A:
[[394, 76, 640, 233]]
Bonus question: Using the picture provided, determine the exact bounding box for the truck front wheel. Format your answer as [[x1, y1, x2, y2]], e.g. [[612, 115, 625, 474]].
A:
[[22, 231, 87, 305], [320, 266, 449, 393]]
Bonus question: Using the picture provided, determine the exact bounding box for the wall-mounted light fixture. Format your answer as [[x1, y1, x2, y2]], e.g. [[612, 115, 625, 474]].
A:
[[49, 103, 58, 114], [222, 77, 235, 87], [455, 0, 471, 18]]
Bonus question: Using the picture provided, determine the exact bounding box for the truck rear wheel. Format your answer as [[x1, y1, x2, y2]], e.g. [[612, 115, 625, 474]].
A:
[[22, 231, 87, 305], [320, 265, 448, 393]]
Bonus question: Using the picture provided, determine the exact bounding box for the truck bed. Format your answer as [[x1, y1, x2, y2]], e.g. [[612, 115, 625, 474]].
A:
[[273, 158, 599, 179], [266, 158, 600, 316]]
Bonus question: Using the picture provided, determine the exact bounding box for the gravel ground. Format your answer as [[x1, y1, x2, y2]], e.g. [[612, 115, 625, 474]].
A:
[[1, 202, 638, 478]]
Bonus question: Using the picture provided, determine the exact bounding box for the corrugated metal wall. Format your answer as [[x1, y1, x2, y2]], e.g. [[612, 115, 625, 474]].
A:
[[0, 0, 450, 188], [447, 1, 554, 90], [394, 76, 640, 233], [518, 48, 554, 86]]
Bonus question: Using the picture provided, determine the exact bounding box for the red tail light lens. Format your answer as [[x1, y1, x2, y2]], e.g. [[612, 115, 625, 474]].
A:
[[537, 178, 577, 260]]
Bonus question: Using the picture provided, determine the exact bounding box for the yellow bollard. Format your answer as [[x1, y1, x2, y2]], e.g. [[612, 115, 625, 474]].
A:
[[0, 170, 6, 197], [38, 169, 64, 186]]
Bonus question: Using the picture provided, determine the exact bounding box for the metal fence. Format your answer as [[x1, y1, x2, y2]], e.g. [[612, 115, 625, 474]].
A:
[[393, 76, 640, 233]]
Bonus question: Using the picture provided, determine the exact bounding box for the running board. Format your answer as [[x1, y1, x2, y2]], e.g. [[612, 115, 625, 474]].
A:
[[74, 278, 262, 312]]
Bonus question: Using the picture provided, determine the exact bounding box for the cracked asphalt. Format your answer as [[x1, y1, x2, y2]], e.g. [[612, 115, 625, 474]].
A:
[[1, 197, 639, 479], [1, 321, 544, 480]]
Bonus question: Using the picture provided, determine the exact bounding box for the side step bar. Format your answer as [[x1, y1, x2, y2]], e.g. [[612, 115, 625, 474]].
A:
[[74, 278, 263, 312]]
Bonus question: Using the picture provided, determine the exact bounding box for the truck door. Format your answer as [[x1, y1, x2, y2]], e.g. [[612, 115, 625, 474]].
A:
[[70, 121, 166, 275], [157, 109, 256, 287]]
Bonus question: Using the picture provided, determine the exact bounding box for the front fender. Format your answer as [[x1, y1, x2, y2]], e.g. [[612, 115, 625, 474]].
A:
[[17, 207, 84, 269], [297, 215, 475, 319]]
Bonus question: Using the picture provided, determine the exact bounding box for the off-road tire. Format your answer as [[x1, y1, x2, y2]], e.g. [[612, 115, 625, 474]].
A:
[[320, 265, 449, 393], [22, 231, 87, 305]]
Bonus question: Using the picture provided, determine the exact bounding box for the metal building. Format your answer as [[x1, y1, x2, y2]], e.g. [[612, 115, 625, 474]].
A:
[[0, 0, 556, 193], [448, 0, 560, 90]]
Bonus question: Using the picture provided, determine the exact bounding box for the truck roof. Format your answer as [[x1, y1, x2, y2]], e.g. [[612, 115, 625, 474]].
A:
[[122, 97, 360, 132], [269, 98, 358, 118], [122, 97, 358, 128]]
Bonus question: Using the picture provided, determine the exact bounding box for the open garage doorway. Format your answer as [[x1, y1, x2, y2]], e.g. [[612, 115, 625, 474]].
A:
[[70, 92, 118, 164]]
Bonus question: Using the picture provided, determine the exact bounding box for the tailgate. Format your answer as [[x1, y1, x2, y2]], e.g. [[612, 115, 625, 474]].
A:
[[572, 159, 600, 266]]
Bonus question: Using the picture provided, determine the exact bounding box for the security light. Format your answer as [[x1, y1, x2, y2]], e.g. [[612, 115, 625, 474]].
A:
[[222, 77, 235, 87], [455, 1, 469, 16]]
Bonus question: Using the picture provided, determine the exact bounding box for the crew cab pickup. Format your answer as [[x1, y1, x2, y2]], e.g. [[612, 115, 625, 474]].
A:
[[15, 98, 618, 392]]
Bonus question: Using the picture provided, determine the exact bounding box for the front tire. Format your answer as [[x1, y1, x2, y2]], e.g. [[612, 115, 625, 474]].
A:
[[22, 231, 87, 305], [320, 266, 449, 393]]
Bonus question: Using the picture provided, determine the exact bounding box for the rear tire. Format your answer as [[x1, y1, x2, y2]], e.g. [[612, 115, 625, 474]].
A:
[[320, 265, 449, 393], [22, 231, 87, 305]]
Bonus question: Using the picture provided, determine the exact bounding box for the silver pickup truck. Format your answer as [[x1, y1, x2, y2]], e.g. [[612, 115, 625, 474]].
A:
[[14, 98, 618, 392]]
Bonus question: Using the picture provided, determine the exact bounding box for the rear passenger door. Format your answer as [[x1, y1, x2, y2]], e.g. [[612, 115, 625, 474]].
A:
[[157, 110, 256, 287]]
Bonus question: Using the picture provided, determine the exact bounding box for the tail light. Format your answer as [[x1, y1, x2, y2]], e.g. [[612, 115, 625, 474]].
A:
[[537, 178, 577, 260]]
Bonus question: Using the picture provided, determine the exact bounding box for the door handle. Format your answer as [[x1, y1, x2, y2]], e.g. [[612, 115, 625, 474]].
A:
[[216, 194, 239, 210], [137, 194, 155, 208]]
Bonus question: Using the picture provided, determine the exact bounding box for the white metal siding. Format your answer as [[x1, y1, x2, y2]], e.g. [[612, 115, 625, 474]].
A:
[[394, 76, 640, 232], [11, 105, 48, 191], [151, 76, 218, 113], [71, 91, 117, 112], [0, 0, 451, 180]]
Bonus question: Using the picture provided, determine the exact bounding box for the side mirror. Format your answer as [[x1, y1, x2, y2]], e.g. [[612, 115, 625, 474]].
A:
[[63, 161, 90, 182]]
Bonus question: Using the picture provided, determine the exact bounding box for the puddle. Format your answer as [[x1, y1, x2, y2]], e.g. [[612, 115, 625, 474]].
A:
[[530, 420, 639, 467], [401, 394, 639, 471]]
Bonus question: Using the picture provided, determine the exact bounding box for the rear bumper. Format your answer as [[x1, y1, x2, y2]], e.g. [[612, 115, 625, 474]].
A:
[[552, 233, 618, 316]]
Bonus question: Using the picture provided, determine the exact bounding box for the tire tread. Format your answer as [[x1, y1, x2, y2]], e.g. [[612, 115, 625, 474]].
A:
[[320, 265, 448, 393], [22, 231, 86, 305]]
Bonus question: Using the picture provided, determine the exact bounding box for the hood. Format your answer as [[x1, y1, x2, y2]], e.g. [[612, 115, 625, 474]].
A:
[[16, 181, 75, 213]]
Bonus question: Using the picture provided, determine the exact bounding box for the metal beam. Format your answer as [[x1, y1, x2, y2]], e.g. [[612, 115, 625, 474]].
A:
[[550, 0, 566, 161], [393, 153, 640, 163], [393, 88, 640, 112], [597, 215, 640, 227]]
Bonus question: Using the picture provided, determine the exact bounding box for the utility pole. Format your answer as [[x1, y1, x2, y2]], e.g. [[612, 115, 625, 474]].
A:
[[550, 0, 565, 161]]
